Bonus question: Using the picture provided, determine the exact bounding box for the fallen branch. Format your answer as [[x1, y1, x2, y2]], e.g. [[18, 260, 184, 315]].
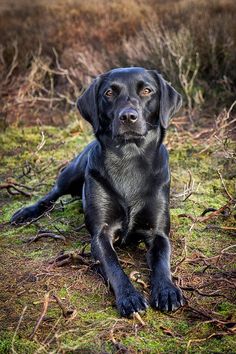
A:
[[205, 225, 236, 233], [181, 286, 228, 299], [0, 182, 32, 197], [186, 331, 234, 353], [160, 325, 182, 338], [74, 223, 86, 232], [52, 293, 76, 319], [49, 251, 98, 268], [183, 244, 236, 265], [26, 232, 66, 244], [201, 208, 217, 216], [178, 201, 233, 223], [171, 169, 198, 201]]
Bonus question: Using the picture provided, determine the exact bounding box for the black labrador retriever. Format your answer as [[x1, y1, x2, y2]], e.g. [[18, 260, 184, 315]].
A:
[[11, 67, 185, 317]]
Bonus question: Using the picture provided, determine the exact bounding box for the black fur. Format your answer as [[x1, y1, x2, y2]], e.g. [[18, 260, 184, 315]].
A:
[[11, 67, 185, 317]]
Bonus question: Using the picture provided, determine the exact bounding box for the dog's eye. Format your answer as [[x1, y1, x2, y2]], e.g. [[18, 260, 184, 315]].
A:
[[140, 87, 152, 96], [104, 89, 113, 97]]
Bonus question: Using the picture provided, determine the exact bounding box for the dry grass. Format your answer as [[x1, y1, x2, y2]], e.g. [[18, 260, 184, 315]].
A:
[[0, 0, 235, 127]]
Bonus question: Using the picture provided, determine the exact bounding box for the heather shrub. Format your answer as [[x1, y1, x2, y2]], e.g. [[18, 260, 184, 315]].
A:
[[1, 0, 235, 125]]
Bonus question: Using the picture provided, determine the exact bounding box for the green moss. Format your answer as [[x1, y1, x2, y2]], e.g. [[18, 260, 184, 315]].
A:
[[188, 336, 236, 354], [122, 331, 184, 353], [1, 126, 235, 353], [58, 286, 69, 298], [0, 332, 38, 354], [216, 302, 236, 317]]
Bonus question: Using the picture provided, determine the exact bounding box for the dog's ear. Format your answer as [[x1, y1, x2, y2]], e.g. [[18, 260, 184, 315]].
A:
[[151, 71, 182, 129], [77, 76, 102, 133]]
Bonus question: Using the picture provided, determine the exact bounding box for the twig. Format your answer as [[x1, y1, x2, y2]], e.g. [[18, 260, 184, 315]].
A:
[[199, 202, 232, 222], [4, 41, 18, 84], [130, 271, 149, 289], [205, 224, 236, 236], [217, 169, 234, 201], [220, 244, 236, 255], [0, 182, 32, 197], [36, 131, 46, 153], [201, 208, 217, 216], [186, 332, 234, 353], [181, 287, 228, 299], [74, 223, 86, 232], [52, 294, 75, 318], [12, 306, 27, 354], [171, 169, 198, 201], [22, 204, 56, 227], [30, 291, 51, 339], [26, 232, 66, 244], [183, 170, 194, 201], [160, 325, 182, 338], [110, 322, 129, 352], [49, 251, 96, 267], [178, 201, 232, 223], [178, 213, 196, 222], [132, 312, 146, 326], [119, 258, 136, 267]]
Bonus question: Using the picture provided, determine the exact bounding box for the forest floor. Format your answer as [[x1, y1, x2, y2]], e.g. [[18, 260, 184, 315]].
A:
[[0, 113, 235, 353]]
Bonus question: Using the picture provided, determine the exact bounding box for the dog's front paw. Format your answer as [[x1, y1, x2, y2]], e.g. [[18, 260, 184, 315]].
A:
[[116, 289, 148, 317], [11, 205, 40, 225], [151, 280, 185, 312]]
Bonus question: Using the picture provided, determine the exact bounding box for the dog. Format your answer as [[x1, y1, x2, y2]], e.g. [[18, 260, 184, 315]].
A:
[[11, 67, 185, 317]]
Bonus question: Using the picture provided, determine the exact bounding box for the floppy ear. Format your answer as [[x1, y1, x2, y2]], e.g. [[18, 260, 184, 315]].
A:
[[152, 71, 182, 129], [77, 76, 102, 133]]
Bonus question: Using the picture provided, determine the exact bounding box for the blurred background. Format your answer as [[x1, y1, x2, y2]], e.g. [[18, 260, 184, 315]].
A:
[[1, 0, 236, 127]]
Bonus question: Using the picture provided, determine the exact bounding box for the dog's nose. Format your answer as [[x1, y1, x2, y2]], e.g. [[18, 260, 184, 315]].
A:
[[119, 109, 138, 123]]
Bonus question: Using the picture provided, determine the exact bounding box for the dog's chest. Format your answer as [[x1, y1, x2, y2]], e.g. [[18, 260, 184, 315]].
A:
[[105, 148, 155, 202]]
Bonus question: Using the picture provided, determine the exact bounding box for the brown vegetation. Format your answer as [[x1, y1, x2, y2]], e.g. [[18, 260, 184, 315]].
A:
[[1, 0, 236, 126]]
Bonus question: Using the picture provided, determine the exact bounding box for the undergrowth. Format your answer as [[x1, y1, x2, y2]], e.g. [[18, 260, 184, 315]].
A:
[[0, 113, 235, 353]]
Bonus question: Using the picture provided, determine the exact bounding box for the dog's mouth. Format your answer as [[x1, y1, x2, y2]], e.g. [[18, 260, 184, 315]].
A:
[[114, 131, 146, 141]]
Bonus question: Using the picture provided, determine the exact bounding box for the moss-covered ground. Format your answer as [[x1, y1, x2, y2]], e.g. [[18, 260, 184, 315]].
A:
[[0, 117, 235, 353]]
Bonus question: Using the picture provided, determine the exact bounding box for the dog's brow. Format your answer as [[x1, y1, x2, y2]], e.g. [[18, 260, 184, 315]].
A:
[[137, 80, 149, 88], [110, 83, 122, 90], [137, 79, 156, 90]]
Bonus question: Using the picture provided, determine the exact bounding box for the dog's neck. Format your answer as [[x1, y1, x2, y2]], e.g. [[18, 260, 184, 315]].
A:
[[95, 126, 168, 203]]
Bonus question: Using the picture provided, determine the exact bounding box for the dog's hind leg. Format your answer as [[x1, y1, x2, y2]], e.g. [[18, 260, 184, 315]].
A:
[[11, 183, 63, 225], [10, 141, 96, 225]]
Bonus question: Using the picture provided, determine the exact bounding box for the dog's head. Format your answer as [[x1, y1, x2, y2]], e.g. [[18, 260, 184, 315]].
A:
[[77, 67, 182, 140]]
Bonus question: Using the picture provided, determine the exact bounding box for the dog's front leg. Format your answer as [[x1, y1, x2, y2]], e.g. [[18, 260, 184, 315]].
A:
[[146, 190, 185, 311], [147, 233, 184, 311], [91, 224, 148, 317]]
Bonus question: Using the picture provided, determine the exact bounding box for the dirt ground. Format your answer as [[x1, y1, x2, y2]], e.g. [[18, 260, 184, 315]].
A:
[[0, 112, 235, 353]]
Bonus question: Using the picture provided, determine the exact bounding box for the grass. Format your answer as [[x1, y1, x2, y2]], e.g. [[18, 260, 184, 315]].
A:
[[0, 117, 235, 353]]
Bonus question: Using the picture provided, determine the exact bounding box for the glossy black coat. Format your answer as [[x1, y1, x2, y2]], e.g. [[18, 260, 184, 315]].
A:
[[11, 67, 185, 316]]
